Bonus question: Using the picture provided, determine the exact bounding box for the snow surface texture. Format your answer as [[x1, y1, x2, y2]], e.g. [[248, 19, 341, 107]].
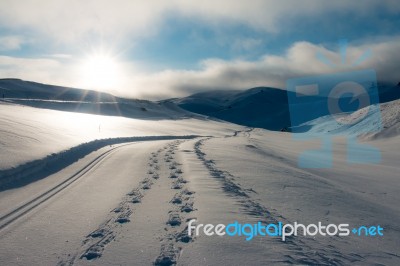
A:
[[0, 82, 399, 265], [299, 99, 400, 139]]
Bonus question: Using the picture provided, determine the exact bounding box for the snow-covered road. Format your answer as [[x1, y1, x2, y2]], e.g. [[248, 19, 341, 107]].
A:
[[0, 139, 196, 265], [2, 131, 399, 265]]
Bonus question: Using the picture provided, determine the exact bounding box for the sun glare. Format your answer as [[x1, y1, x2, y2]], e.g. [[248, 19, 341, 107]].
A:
[[80, 52, 121, 90]]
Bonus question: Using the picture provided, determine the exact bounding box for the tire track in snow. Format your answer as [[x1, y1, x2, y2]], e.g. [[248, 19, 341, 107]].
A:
[[154, 140, 196, 266], [194, 136, 364, 265]]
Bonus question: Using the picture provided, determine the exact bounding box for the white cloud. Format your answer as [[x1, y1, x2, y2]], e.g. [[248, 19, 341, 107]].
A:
[[1, 0, 398, 99], [0, 0, 398, 43], [1, 38, 399, 100], [229, 38, 263, 52], [0, 56, 76, 87], [0, 36, 26, 51], [123, 37, 400, 99], [47, 54, 72, 59]]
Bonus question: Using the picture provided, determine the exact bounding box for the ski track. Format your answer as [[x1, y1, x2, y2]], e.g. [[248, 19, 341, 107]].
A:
[[0, 135, 199, 191], [0, 143, 133, 232], [0, 136, 199, 233], [58, 140, 197, 266], [193, 132, 366, 266]]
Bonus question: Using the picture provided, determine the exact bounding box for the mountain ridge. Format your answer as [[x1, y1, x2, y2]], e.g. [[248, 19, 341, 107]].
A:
[[1, 78, 399, 131]]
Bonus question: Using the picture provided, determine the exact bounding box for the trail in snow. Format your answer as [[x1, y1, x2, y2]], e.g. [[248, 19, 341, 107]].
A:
[[0, 143, 133, 231], [153, 140, 196, 266], [56, 139, 197, 266], [188, 129, 400, 265], [192, 133, 372, 265], [0, 139, 204, 265], [0, 135, 198, 191]]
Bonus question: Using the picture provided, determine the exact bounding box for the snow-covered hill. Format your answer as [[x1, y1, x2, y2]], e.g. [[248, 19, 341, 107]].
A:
[[171, 87, 292, 130], [298, 99, 400, 139], [0, 79, 116, 102], [0, 100, 239, 170], [172, 84, 400, 131], [0, 78, 203, 120], [0, 80, 399, 265]]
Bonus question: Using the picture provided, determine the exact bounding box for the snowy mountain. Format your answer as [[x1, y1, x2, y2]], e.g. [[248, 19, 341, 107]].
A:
[[170, 87, 293, 130], [0, 78, 200, 120], [172, 83, 400, 131], [378, 82, 400, 103], [300, 98, 400, 139], [0, 78, 116, 102]]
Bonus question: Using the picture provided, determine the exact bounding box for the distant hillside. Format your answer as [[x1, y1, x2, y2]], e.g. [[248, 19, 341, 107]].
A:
[[377, 82, 400, 103], [0, 79, 197, 120], [299, 98, 400, 139], [172, 83, 400, 131], [0, 79, 116, 102], [1, 78, 399, 131], [171, 87, 293, 131]]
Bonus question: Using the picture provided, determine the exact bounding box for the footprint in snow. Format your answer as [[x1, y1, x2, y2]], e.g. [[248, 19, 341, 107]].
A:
[[171, 182, 182, 190], [81, 249, 102, 260], [89, 228, 108, 238], [115, 215, 130, 224], [180, 202, 194, 213], [174, 168, 183, 174], [171, 194, 182, 204], [167, 213, 181, 226], [177, 177, 187, 184], [141, 178, 153, 189], [169, 173, 178, 179], [176, 227, 193, 243]]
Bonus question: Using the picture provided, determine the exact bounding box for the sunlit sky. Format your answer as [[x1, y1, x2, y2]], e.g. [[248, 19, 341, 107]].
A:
[[0, 0, 399, 99]]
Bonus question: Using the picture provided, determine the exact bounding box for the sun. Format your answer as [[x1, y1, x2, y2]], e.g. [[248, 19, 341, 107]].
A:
[[80, 52, 121, 90]]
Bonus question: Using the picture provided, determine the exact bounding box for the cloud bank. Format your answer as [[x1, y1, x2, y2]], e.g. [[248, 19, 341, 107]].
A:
[[1, 38, 399, 99], [0, 1, 399, 99], [123, 38, 400, 99], [0, 1, 398, 42]]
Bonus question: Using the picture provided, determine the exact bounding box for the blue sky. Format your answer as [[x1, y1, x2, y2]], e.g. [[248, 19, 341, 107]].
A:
[[0, 0, 399, 99], [130, 8, 400, 71]]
